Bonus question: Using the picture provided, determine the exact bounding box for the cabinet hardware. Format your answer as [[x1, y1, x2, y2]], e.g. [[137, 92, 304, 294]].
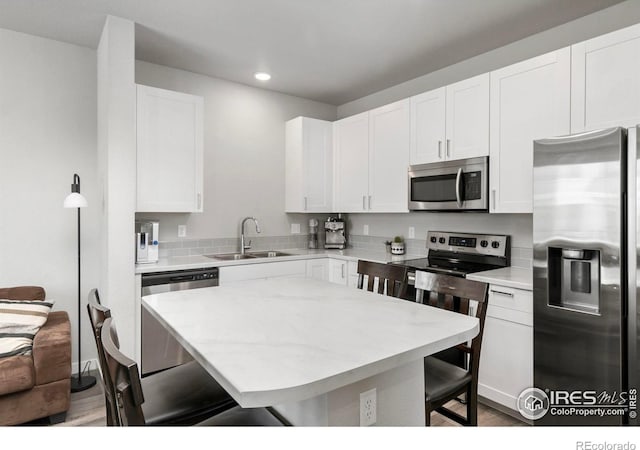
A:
[[362, 195, 366, 210], [438, 140, 442, 159], [490, 289, 514, 297], [492, 189, 496, 210], [446, 139, 451, 157], [341, 264, 345, 278], [197, 193, 201, 209], [304, 196, 308, 211], [368, 195, 372, 210]]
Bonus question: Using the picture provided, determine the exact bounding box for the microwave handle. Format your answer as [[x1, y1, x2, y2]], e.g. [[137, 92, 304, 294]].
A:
[[455, 168, 463, 208]]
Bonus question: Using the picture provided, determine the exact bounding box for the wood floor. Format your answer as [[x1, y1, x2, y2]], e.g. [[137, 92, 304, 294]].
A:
[[44, 371, 524, 427]]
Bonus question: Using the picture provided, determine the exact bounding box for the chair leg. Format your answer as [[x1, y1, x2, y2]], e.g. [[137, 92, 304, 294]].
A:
[[467, 386, 478, 426], [425, 405, 431, 426], [47, 412, 67, 425]]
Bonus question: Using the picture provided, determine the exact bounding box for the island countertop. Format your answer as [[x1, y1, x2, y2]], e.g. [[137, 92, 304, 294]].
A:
[[142, 277, 479, 408]]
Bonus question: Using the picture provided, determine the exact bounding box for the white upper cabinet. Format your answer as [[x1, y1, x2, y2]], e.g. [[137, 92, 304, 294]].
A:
[[410, 74, 489, 165], [334, 100, 410, 213], [334, 112, 370, 212], [489, 48, 571, 213], [571, 23, 640, 133], [285, 117, 333, 213], [368, 99, 410, 212], [445, 74, 490, 161], [136, 84, 204, 213], [410, 87, 446, 164]]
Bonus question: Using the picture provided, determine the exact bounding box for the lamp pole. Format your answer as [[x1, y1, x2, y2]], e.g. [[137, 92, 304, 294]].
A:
[[65, 173, 96, 393]]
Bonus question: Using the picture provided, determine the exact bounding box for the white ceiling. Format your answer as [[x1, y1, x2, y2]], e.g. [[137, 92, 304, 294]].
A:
[[0, 0, 625, 105]]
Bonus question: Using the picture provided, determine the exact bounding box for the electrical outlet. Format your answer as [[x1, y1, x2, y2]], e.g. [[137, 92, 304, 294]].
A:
[[408, 226, 415, 239], [363, 224, 369, 235], [291, 223, 301, 234], [360, 388, 377, 426], [178, 225, 187, 238]]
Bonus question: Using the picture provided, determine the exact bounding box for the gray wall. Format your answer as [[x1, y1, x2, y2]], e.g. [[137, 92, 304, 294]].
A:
[[0, 28, 99, 370], [337, 0, 640, 118], [135, 61, 337, 242]]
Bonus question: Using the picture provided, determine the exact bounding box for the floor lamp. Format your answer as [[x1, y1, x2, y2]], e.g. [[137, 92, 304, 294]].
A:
[[64, 173, 96, 392]]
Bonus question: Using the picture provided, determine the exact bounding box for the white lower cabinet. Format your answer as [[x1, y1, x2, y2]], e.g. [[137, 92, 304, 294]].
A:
[[219, 260, 307, 285], [328, 259, 348, 285], [306, 259, 329, 281], [347, 261, 358, 288], [478, 284, 533, 413]]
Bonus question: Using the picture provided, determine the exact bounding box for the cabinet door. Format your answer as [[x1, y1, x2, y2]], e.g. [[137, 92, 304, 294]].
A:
[[410, 87, 446, 165], [478, 312, 533, 412], [490, 48, 570, 213], [328, 259, 348, 285], [304, 118, 333, 212], [368, 99, 410, 212], [334, 112, 369, 212], [136, 85, 203, 212], [571, 23, 640, 132], [445, 74, 490, 161], [285, 117, 333, 213], [306, 259, 329, 281]]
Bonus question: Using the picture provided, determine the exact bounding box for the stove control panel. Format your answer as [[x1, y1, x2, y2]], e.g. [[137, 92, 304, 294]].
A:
[[426, 231, 509, 258]]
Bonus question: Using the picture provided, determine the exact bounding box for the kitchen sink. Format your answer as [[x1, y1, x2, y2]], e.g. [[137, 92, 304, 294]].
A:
[[204, 253, 257, 261], [204, 251, 293, 261], [247, 251, 293, 258]]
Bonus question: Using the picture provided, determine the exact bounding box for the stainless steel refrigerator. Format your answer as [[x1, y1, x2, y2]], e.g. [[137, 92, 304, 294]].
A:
[[533, 126, 638, 426]]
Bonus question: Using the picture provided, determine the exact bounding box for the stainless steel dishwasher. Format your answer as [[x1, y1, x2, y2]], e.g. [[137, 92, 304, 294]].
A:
[[141, 267, 219, 376]]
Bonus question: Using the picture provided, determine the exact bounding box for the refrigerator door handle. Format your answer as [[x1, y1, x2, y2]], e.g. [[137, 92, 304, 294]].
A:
[[628, 126, 638, 425]]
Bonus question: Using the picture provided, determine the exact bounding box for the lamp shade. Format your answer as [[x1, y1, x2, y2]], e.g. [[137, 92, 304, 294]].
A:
[[63, 192, 88, 208]]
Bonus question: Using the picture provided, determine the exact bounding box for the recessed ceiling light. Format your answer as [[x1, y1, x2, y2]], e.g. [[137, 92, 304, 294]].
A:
[[254, 72, 271, 81]]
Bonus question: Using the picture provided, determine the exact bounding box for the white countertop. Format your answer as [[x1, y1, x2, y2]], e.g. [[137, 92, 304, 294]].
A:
[[135, 248, 422, 274], [142, 277, 478, 408], [466, 266, 533, 291]]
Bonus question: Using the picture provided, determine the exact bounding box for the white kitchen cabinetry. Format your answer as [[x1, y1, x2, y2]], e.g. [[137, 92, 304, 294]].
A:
[[306, 259, 329, 281], [328, 258, 349, 285], [334, 100, 410, 212], [478, 284, 533, 413], [285, 117, 333, 213], [410, 74, 489, 165], [219, 261, 307, 285], [571, 23, 640, 133], [136, 84, 204, 212], [489, 48, 571, 213]]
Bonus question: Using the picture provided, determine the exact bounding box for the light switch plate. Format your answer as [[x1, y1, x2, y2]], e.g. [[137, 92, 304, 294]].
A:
[[363, 225, 369, 235], [178, 225, 187, 238], [291, 223, 301, 234], [408, 227, 415, 239]]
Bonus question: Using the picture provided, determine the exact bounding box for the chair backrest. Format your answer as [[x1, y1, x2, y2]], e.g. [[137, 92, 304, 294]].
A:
[[86, 289, 119, 426], [101, 317, 146, 426], [356, 260, 408, 298], [414, 270, 489, 379]]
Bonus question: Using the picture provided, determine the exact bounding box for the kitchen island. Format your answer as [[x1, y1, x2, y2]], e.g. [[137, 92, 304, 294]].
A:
[[142, 277, 478, 426]]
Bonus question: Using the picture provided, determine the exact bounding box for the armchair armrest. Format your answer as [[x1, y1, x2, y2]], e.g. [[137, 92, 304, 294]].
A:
[[33, 311, 71, 386]]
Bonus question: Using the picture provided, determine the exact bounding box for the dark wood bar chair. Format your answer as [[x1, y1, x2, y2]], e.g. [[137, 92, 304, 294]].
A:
[[100, 317, 284, 426], [356, 260, 409, 298], [413, 270, 489, 426], [87, 289, 238, 426]]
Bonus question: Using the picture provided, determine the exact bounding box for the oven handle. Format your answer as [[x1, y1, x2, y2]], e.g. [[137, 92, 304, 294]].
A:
[[455, 168, 463, 208]]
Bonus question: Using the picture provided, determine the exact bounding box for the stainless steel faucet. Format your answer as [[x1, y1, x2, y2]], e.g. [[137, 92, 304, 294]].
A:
[[240, 217, 261, 254]]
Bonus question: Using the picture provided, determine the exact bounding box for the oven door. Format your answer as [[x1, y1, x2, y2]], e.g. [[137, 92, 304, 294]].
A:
[[408, 156, 488, 211]]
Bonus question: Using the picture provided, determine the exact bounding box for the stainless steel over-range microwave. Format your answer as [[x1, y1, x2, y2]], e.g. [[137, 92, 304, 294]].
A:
[[408, 156, 489, 212]]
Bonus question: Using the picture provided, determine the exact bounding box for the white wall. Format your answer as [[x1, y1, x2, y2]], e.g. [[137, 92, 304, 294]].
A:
[[0, 28, 98, 369], [338, 0, 640, 118], [97, 16, 137, 357], [134, 61, 337, 242]]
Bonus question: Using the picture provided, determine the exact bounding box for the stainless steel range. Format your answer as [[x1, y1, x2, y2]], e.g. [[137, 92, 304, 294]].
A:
[[390, 231, 511, 289]]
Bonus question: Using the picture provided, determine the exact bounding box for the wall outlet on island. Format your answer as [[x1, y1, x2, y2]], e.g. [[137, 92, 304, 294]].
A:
[[178, 225, 187, 238], [408, 226, 415, 239], [360, 388, 377, 426], [290, 223, 300, 234], [363, 224, 369, 235]]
